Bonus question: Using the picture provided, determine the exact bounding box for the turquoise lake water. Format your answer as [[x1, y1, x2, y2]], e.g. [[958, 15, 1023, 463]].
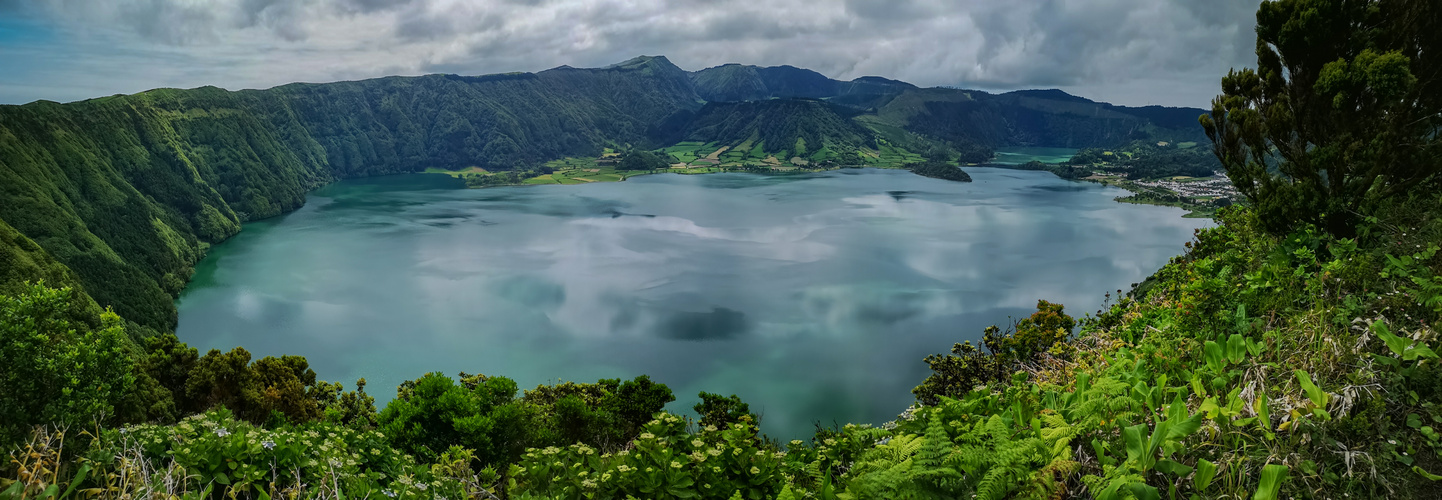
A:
[[177, 167, 1209, 438], [988, 147, 1080, 165]]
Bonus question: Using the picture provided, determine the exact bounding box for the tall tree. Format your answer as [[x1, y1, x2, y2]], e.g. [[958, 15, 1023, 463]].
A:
[[1201, 0, 1440, 235]]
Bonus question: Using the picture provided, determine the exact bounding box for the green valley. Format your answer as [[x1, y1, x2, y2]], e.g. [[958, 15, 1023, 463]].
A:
[[5, 0, 1441, 498], [0, 53, 1211, 333]]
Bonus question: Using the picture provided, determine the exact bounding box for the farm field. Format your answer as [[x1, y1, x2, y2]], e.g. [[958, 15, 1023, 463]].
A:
[[432, 138, 933, 189], [423, 166, 488, 177]]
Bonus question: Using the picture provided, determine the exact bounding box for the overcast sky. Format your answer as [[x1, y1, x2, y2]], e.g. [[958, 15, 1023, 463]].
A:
[[0, 0, 1264, 108]]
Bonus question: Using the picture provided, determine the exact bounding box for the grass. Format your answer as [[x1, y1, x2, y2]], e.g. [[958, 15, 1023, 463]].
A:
[[424, 166, 488, 177], [544, 157, 598, 170]]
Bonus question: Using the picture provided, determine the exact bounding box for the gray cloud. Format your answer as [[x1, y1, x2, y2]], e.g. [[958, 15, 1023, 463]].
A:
[[0, 0, 1264, 107]]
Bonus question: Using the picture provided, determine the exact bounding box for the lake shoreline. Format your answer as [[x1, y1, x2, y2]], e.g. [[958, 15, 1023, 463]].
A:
[[177, 168, 1211, 439]]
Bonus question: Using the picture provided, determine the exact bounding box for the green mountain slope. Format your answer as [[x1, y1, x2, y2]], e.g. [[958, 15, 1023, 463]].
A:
[[691, 63, 915, 107], [0, 59, 704, 331], [675, 99, 876, 158], [871, 88, 1209, 149], [0, 218, 98, 316], [0, 55, 1210, 332], [690, 62, 1203, 149]]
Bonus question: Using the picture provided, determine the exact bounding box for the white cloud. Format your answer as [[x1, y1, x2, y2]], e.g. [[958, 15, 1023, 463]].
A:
[[0, 0, 1263, 107]]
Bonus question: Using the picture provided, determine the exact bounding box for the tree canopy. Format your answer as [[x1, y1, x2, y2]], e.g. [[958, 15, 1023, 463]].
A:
[[1201, 0, 1441, 235]]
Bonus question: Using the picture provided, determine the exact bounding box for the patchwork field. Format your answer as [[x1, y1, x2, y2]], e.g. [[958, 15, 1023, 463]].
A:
[[857, 139, 925, 166], [423, 166, 489, 177], [661, 138, 924, 170], [433, 138, 932, 189]]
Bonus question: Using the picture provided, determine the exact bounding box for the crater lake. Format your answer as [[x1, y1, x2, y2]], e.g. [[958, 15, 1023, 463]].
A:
[[176, 167, 1211, 438]]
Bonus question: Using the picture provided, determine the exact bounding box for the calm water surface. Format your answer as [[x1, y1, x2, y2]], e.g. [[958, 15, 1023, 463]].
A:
[[989, 147, 1079, 165], [177, 167, 1209, 438]]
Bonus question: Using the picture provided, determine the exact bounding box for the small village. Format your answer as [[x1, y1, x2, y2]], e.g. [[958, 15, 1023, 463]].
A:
[[1134, 175, 1241, 200]]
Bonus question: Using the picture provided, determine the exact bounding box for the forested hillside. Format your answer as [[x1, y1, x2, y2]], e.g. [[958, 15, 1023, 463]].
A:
[[691, 63, 1208, 149], [0, 56, 702, 332], [3, 0, 1442, 498], [670, 100, 877, 160], [0, 54, 1206, 334]]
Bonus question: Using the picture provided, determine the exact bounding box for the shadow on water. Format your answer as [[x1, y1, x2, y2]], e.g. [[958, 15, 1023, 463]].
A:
[[177, 168, 1210, 439], [654, 307, 750, 341]]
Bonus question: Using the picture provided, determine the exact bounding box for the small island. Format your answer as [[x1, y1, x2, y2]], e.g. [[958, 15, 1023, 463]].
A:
[[906, 160, 973, 182]]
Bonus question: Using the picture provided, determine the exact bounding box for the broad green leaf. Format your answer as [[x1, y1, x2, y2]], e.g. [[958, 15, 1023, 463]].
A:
[[1253, 464, 1288, 500], [1156, 459, 1193, 476], [1190, 374, 1208, 398], [1373, 321, 1408, 358], [1146, 420, 1170, 465], [1227, 334, 1247, 365], [1124, 424, 1147, 463], [1126, 482, 1162, 500], [1204, 341, 1226, 371], [1246, 337, 1264, 357], [1294, 370, 1328, 408], [1167, 394, 1187, 423], [61, 464, 90, 499], [2, 482, 25, 500], [1167, 412, 1205, 441], [1199, 397, 1220, 419], [1406, 345, 1439, 361], [1194, 459, 1218, 491]]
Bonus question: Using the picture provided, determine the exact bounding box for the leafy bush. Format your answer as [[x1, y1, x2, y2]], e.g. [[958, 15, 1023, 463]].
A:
[[1200, 0, 1441, 235], [509, 413, 789, 500], [912, 300, 1075, 405], [0, 283, 133, 445], [695, 392, 756, 430], [617, 150, 671, 171], [378, 372, 532, 467], [522, 375, 676, 451], [81, 409, 452, 499]]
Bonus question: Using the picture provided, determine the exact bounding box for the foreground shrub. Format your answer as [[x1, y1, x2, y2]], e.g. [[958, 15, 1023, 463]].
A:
[[0, 283, 133, 446], [71, 408, 493, 499], [509, 413, 789, 500]]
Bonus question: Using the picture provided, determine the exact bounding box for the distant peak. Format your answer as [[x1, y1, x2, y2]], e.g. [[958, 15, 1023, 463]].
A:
[[850, 76, 915, 88], [1005, 89, 1094, 103], [608, 55, 677, 70]]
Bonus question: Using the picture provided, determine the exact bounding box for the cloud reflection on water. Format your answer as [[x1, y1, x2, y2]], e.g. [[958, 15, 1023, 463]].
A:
[[177, 168, 1210, 438]]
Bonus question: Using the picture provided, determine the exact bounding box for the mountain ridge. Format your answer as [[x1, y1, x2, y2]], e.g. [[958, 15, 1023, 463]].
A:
[[0, 55, 1210, 332]]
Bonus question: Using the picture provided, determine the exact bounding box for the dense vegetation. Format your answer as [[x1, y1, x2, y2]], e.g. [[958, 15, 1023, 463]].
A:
[[1202, 0, 1440, 236], [0, 55, 1198, 332], [1006, 160, 1093, 180], [616, 150, 673, 171], [9, 1, 1437, 497], [667, 100, 877, 164], [906, 162, 973, 182], [905, 157, 974, 183], [6, 195, 1442, 498], [1065, 142, 1222, 180], [0, 57, 699, 332]]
